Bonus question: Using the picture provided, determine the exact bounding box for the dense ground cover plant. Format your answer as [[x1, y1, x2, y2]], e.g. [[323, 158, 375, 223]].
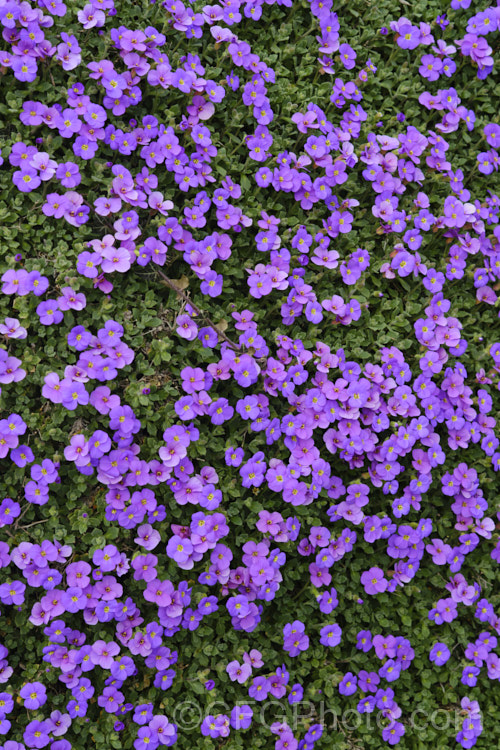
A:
[[0, 0, 500, 747]]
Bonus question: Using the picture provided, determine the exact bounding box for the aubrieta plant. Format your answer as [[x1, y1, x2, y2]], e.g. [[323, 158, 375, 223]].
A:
[[0, 0, 499, 747]]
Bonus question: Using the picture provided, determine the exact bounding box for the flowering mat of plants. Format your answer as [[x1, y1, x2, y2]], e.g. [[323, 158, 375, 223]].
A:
[[0, 0, 500, 747]]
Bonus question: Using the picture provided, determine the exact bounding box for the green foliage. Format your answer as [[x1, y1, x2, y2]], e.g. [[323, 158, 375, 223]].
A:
[[0, 0, 500, 748]]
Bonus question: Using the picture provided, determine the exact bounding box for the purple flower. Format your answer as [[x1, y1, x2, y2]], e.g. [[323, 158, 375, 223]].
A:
[[73, 136, 99, 160], [30, 152, 57, 181], [208, 398, 234, 425], [248, 675, 269, 701], [58, 287, 86, 312], [148, 714, 176, 745], [283, 621, 309, 657], [90, 640, 120, 669], [134, 726, 156, 750], [461, 666, 480, 687], [200, 271, 223, 297], [361, 567, 388, 595], [12, 56, 38, 83], [0, 497, 21, 525], [60, 380, 89, 410], [13, 167, 41, 193], [98, 687, 125, 713], [230, 704, 252, 730], [93, 545, 120, 571], [339, 672, 357, 696], [20, 681, 47, 709], [227, 595, 250, 618], [166, 535, 193, 565], [226, 660, 252, 683], [382, 721, 405, 745], [24, 719, 51, 748], [356, 630, 373, 652], [176, 314, 198, 340], [320, 623, 342, 648]]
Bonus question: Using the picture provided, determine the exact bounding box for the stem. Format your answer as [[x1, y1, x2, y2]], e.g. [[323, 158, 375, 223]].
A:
[[96, 215, 241, 350], [156, 267, 241, 350], [296, 23, 316, 43], [18, 519, 49, 530], [13, 503, 31, 529]]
